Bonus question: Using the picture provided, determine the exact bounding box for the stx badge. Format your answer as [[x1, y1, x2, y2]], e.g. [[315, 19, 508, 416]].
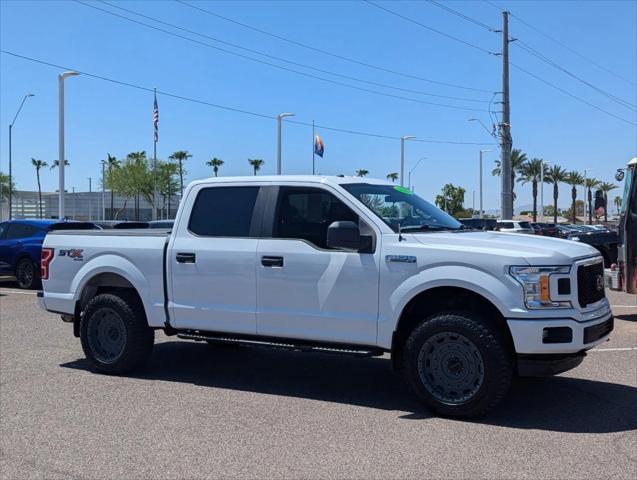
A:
[[59, 249, 84, 261]]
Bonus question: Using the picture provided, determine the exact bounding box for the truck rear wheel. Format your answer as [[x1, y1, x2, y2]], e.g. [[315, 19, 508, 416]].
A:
[[403, 312, 513, 417], [80, 292, 154, 374]]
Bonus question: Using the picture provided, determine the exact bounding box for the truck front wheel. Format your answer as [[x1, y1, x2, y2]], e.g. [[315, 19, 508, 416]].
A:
[[80, 292, 154, 374], [403, 312, 513, 417]]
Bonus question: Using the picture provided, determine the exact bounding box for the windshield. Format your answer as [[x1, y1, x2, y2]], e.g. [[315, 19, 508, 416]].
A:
[[620, 168, 634, 214], [341, 183, 462, 233]]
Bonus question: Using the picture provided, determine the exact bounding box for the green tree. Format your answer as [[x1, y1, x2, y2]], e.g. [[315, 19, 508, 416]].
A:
[[585, 177, 600, 224], [31, 158, 48, 218], [168, 150, 192, 197], [386, 172, 398, 183], [156, 161, 179, 218], [614, 195, 622, 214], [435, 183, 466, 215], [248, 158, 264, 175], [0, 172, 15, 200], [564, 171, 584, 223], [516, 158, 548, 222], [356, 169, 369, 177], [491, 148, 527, 206], [545, 164, 567, 224], [597, 182, 618, 223], [104, 154, 119, 220], [109, 152, 151, 220], [563, 200, 585, 222], [206, 157, 224, 177]]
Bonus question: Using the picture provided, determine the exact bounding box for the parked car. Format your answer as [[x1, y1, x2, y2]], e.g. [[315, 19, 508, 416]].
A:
[[39, 176, 613, 417], [566, 229, 618, 267], [457, 218, 497, 231], [530, 223, 543, 235], [535, 223, 560, 237], [0, 219, 96, 289], [496, 220, 534, 234], [147, 220, 174, 229]]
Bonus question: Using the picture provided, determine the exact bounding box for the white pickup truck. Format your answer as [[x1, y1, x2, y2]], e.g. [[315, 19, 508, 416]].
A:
[[39, 176, 614, 416]]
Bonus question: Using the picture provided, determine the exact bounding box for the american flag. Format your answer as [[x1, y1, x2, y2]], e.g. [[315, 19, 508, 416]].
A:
[[153, 92, 159, 143]]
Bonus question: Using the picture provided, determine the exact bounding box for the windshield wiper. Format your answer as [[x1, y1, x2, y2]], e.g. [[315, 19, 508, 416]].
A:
[[399, 224, 459, 232]]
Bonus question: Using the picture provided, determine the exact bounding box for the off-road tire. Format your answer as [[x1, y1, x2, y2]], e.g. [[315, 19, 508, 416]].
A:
[[403, 311, 513, 417], [15, 258, 39, 289], [80, 292, 154, 374]]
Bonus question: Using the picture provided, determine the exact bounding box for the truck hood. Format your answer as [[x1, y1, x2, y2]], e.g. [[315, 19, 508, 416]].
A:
[[409, 231, 600, 266]]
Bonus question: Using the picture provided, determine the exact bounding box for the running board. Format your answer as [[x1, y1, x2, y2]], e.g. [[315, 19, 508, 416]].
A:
[[176, 332, 385, 357]]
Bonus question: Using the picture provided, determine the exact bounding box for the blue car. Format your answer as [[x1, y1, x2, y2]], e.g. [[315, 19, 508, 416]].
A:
[[0, 219, 96, 289]]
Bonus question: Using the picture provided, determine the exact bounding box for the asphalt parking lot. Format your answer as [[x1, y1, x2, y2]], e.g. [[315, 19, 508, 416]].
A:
[[0, 284, 635, 479]]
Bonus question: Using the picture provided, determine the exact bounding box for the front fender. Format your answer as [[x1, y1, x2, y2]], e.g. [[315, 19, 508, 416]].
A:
[[378, 264, 521, 348]]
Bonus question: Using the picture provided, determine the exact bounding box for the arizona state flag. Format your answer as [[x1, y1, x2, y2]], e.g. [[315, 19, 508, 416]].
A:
[[314, 134, 324, 157]]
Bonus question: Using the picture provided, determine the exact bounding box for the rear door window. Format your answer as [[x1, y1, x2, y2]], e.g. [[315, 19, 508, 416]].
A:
[[188, 186, 260, 237]]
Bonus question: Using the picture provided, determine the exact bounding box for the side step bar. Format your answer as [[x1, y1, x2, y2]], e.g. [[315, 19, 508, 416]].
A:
[[177, 332, 385, 358]]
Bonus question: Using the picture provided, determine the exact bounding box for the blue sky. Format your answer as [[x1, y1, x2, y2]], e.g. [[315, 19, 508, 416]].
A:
[[1, 0, 636, 212]]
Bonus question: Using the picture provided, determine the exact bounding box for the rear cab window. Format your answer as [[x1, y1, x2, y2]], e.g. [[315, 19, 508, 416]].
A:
[[188, 186, 260, 237]]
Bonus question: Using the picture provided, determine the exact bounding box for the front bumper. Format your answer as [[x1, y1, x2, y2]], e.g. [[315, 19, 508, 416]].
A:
[[507, 309, 613, 355]]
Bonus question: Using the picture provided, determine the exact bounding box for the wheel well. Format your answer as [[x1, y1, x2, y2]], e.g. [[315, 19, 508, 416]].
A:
[[77, 272, 144, 320], [391, 286, 513, 370]]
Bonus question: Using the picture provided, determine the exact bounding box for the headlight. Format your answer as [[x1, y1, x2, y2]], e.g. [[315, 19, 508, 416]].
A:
[[570, 236, 580, 242], [510, 266, 572, 309]]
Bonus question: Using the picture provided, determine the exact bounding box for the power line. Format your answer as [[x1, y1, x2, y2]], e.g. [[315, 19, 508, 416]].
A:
[[0, 50, 496, 146], [75, 0, 487, 113], [363, 0, 497, 55], [485, 0, 636, 87], [175, 0, 493, 94], [100, 0, 488, 104], [510, 61, 637, 126], [514, 40, 636, 112], [425, 0, 495, 32]]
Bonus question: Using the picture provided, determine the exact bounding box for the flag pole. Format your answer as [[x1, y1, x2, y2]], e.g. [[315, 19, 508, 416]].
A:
[[152, 88, 158, 221], [312, 120, 315, 175]]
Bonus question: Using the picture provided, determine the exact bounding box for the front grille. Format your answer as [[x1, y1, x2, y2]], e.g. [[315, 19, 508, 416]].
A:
[[583, 317, 614, 344], [577, 261, 605, 308]]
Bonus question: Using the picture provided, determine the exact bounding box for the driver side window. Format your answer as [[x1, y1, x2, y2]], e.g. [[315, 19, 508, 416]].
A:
[[273, 187, 359, 249]]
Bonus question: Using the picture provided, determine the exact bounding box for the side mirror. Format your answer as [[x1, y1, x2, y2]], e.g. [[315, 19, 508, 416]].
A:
[[327, 221, 361, 250], [615, 169, 625, 182]]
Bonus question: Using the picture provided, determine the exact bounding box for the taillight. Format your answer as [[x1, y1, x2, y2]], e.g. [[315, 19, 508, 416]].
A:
[[41, 248, 54, 280]]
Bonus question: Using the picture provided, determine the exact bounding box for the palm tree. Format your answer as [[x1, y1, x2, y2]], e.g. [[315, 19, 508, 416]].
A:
[[168, 150, 192, 197], [614, 195, 622, 214], [564, 171, 584, 223], [104, 154, 119, 220], [31, 158, 48, 218], [597, 182, 618, 223], [585, 177, 600, 224], [491, 148, 527, 207], [206, 157, 224, 177], [248, 158, 264, 175], [386, 172, 398, 183], [544, 165, 567, 224], [50, 159, 70, 170], [516, 158, 548, 222], [356, 169, 369, 177]]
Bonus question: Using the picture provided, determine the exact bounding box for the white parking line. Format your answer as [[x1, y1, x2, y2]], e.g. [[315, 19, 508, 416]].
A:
[[0, 289, 37, 295], [610, 305, 637, 308], [590, 347, 637, 352]]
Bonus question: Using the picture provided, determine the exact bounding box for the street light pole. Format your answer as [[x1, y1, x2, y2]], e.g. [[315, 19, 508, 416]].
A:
[[101, 160, 106, 221], [408, 156, 427, 190], [583, 168, 592, 224], [400, 136, 416, 186], [276, 113, 294, 175], [87, 177, 92, 221], [7, 93, 34, 220], [58, 71, 79, 219], [479, 150, 491, 219]]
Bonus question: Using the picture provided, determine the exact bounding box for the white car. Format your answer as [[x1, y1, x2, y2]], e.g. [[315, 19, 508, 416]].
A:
[[496, 220, 534, 234], [38, 176, 613, 417]]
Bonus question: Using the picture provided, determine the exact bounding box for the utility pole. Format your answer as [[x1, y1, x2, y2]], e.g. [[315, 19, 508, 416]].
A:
[[500, 11, 513, 220], [87, 177, 92, 221], [101, 160, 106, 221]]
